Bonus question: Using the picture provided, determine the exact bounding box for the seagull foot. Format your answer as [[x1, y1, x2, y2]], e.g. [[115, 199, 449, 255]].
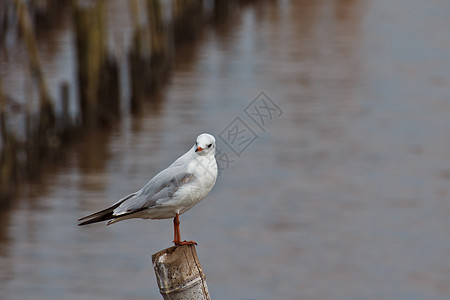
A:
[[174, 240, 197, 246]]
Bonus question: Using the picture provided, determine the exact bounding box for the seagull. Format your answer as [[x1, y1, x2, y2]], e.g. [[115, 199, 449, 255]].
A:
[[78, 133, 218, 246]]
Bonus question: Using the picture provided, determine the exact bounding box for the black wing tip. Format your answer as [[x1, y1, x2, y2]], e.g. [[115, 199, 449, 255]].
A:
[[77, 219, 96, 226], [77, 193, 137, 225], [77, 211, 116, 226], [77, 215, 99, 225], [77, 219, 95, 226]]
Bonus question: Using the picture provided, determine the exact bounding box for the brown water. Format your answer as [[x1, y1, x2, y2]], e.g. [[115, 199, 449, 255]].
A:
[[2, 0, 450, 299]]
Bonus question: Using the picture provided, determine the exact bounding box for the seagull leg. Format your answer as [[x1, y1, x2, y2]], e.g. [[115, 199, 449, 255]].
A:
[[173, 213, 180, 245], [173, 213, 197, 246]]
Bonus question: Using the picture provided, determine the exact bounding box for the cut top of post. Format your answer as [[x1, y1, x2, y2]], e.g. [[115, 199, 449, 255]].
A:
[[152, 245, 211, 300]]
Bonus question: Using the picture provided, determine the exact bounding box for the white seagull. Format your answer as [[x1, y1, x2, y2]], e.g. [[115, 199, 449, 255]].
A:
[[78, 133, 218, 246]]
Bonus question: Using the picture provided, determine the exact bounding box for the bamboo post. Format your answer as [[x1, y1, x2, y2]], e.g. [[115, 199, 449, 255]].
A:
[[0, 77, 6, 146], [172, 0, 204, 45], [152, 245, 211, 300], [0, 78, 18, 206], [147, 0, 170, 91], [73, 0, 106, 125], [58, 81, 71, 138], [14, 0, 52, 107], [15, 0, 57, 154], [128, 0, 149, 112], [213, 0, 231, 23]]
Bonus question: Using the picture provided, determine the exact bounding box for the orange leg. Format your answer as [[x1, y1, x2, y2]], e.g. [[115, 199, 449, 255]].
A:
[[173, 214, 181, 245], [172, 213, 197, 246], [173, 214, 180, 244]]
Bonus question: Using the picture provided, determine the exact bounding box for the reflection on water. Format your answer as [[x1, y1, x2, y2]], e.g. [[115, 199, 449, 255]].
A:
[[2, 0, 450, 299]]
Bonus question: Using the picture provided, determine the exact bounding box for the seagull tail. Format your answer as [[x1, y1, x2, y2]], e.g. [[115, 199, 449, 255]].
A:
[[78, 210, 115, 226], [77, 193, 137, 226]]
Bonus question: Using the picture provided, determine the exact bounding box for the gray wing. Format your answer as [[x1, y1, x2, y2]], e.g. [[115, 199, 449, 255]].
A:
[[112, 164, 194, 216]]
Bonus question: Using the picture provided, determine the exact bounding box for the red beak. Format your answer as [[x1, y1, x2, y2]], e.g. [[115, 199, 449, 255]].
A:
[[195, 146, 203, 152]]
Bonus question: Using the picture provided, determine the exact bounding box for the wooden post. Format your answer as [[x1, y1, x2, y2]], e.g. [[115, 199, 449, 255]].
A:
[[0, 77, 6, 146], [14, 0, 52, 107], [152, 245, 211, 300], [73, 0, 106, 126]]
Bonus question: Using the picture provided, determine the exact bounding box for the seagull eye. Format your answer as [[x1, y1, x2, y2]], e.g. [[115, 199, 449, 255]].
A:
[[207, 144, 212, 148]]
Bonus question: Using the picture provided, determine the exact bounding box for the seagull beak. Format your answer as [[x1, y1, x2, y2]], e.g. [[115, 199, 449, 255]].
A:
[[195, 146, 203, 152]]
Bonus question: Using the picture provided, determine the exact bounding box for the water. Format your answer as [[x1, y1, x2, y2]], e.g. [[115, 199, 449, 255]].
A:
[[1, 0, 450, 299]]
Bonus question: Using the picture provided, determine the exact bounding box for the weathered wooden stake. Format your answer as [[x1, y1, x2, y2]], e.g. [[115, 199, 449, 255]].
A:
[[152, 245, 211, 300], [0, 77, 6, 145], [14, 0, 52, 107]]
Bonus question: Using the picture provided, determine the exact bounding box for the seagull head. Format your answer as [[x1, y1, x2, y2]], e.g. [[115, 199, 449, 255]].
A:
[[194, 133, 216, 156]]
